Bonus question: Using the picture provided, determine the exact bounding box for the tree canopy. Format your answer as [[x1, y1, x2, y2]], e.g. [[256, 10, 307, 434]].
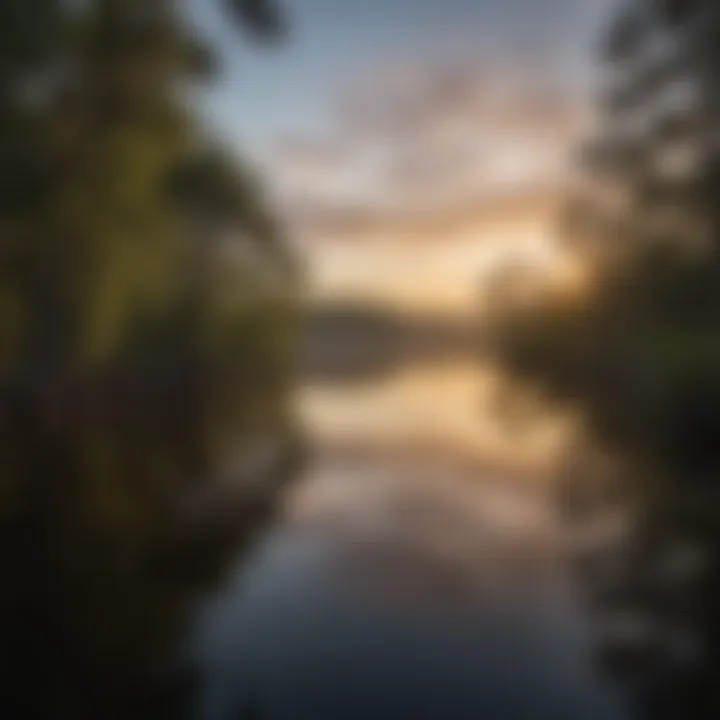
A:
[[0, 1, 299, 717], [493, 2, 720, 716]]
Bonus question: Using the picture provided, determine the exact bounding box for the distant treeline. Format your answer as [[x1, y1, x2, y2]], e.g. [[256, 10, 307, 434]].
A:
[[300, 302, 484, 381]]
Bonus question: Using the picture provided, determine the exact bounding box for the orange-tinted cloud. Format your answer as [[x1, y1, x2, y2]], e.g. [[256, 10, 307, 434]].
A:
[[270, 51, 591, 243]]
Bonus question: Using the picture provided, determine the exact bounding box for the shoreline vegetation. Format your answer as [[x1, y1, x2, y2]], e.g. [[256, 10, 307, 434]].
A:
[[0, 0, 299, 716]]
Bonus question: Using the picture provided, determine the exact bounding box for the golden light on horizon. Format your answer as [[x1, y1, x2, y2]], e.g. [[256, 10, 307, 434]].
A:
[[303, 196, 579, 315]]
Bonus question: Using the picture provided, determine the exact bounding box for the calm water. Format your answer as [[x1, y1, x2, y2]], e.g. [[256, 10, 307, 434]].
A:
[[194, 362, 626, 720]]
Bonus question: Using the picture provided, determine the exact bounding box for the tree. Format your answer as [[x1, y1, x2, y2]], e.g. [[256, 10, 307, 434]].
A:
[[0, 1, 298, 717], [493, 1, 720, 717]]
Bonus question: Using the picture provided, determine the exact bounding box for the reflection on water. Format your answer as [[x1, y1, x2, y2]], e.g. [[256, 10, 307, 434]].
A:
[[0, 362, 297, 718], [299, 360, 572, 472], [195, 362, 625, 720]]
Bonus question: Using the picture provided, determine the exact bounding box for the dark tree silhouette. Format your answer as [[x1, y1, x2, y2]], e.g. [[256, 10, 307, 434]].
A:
[[0, 1, 298, 718], [493, 2, 720, 717]]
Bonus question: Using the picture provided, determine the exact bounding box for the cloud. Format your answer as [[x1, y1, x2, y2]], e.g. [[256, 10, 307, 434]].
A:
[[290, 190, 560, 242], [268, 51, 590, 243], [332, 50, 588, 143], [272, 136, 350, 180]]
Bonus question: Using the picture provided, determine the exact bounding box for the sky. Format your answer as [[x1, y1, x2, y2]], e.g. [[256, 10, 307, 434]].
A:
[[187, 0, 616, 313], [191, 0, 612, 146]]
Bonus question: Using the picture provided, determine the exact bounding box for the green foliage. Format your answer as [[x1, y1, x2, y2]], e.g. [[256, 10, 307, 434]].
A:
[[0, 0, 298, 716]]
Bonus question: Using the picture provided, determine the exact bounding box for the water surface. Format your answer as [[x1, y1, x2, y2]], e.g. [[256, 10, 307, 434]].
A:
[[196, 362, 626, 720]]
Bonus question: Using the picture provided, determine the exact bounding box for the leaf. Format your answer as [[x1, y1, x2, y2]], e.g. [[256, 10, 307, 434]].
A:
[[227, 0, 286, 41]]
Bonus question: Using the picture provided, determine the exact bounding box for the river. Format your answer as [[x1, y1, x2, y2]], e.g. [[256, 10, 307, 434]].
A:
[[194, 360, 628, 720]]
